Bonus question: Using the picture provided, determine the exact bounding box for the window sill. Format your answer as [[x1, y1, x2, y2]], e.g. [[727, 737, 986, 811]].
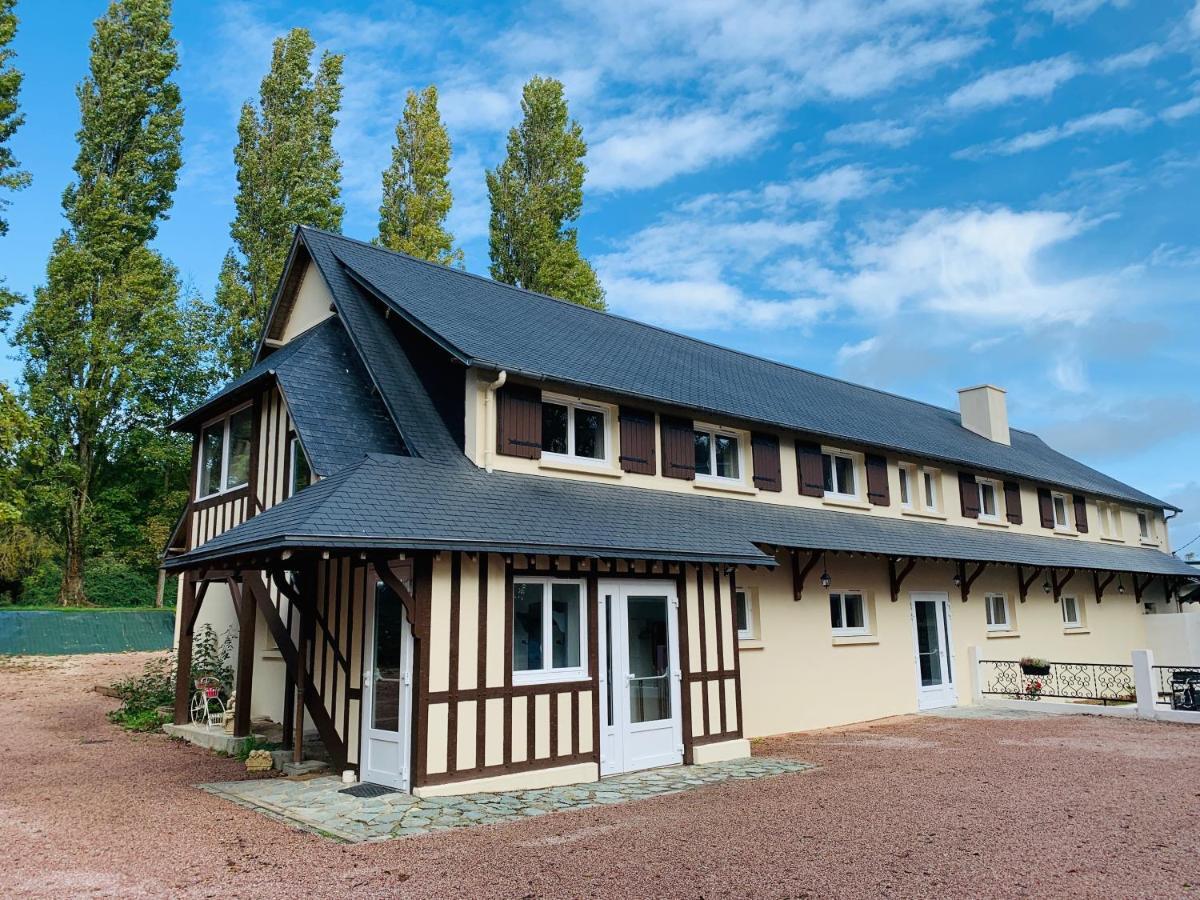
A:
[[976, 517, 1009, 528], [1139, 539, 1161, 548], [694, 478, 756, 497], [1100, 535, 1126, 544], [832, 634, 879, 646], [512, 670, 590, 687], [986, 630, 1021, 639], [822, 496, 872, 511], [1063, 627, 1090, 635], [1052, 528, 1079, 538], [737, 639, 765, 651], [901, 508, 946, 521], [539, 457, 622, 478]]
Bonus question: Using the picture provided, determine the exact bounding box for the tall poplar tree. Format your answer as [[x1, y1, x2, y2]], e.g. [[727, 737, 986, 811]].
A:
[[214, 28, 344, 375], [376, 85, 461, 266], [15, 0, 186, 605], [486, 76, 604, 310], [0, 0, 29, 236]]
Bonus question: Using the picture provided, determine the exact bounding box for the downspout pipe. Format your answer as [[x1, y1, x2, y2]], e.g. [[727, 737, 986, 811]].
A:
[[483, 370, 507, 473]]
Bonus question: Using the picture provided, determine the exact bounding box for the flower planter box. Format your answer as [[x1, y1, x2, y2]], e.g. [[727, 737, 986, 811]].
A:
[[1021, 664, 1051, 676]]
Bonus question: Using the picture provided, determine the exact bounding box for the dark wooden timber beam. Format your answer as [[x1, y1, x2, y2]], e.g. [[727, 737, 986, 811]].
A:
[[791, 550, 822, 602], [372, 556, 417, 626], [957, 562, 987, 602], [1051, 568, 1075, 603], [1017, 566, 1040, 604], [229, 575, 255, 738], [888, 557, 916, 603], [1093, 571, 1116, 604], [1133, 572, 1156, 604], [172, 575, 198, 726]]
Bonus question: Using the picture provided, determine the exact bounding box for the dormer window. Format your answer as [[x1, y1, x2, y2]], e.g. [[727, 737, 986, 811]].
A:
[[198, 405, 253, 498], [822, 450, 857, 499], [694, 425, 741, 481], [541, 395, 608, 464]]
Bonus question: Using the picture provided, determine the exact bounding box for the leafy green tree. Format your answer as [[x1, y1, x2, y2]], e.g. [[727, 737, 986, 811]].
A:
[[215, 28, 344, 375], [0, 0, 30, 235], [486, 76, 604, 310], [14, 0, 190, 606], [377, 84, 462, 266]]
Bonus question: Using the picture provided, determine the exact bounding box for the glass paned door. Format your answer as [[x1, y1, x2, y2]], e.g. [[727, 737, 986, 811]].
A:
[[598, 581, 683, 776], [911, 592, 956, 710], [360, 583, 413, 789]]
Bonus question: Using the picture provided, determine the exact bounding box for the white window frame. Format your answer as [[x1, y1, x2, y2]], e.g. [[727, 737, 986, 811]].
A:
[[821, 448, 860, 501], [197, 402, 253, 498], [287, 436, 312, 498], [898, 464, 914, 508], [693, 423, 745, 484], [984, 593, 1011, 632], [1136, 509, 1155, 541], [976, 477, 1002, 521], [540, 393, 610, 466], [511, 577, 589, 686], [829, 590, 870, 637], [735, 588, 756, 641], [1098, 502, 1122, 539], [1061, 595, 1082, 629], [923, 468, 941, 512], [898, 463, 941, 514], [1051, 491, 1072, 531]]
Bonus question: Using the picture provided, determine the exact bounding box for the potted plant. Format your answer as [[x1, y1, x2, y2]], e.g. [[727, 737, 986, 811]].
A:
[[1020, 656, 1051, 676], [1023, 678, 1044, 701]]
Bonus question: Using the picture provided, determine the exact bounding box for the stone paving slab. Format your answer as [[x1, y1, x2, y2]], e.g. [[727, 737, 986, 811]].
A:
[[199, 757, 814, 843]]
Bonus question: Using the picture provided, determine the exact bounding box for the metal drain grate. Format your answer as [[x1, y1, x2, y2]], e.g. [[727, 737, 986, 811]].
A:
[[339, 782, 399, 798]]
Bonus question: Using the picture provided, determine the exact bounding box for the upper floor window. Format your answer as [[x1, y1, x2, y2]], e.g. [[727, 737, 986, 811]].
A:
[[899, 463, 941, 513], [1137, 509, 1155, 541], [694, 425, 741, 481], [541, 396, 608, 464], [898, 465, 913, 508], [198, 405, 253, 498], [822, 450, 857, 499], [512, 578, 587, 684], [288, 436, 312, 498], [923, 469, 940, 511], [1098, 502, 1122, 539], [1051, 491, 1072, 530], [977, 478, 1002, 521]]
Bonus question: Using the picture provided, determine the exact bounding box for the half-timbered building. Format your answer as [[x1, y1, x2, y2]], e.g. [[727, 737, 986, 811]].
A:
[[164, 226, 1197, 795]]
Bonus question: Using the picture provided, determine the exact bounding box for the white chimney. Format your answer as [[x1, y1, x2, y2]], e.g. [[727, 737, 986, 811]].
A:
[[957, 385, 1010, 445]]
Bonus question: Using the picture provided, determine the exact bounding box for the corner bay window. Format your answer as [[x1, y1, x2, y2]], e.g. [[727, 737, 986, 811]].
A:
[[512, 579, 587, 683], [822, 450, 857, 498], [541, 398, 607, 463], [199, 406, 253, 497], [694, 427, 740, 480], [288, 436, 312, 497], [830, 591, 868, 636]]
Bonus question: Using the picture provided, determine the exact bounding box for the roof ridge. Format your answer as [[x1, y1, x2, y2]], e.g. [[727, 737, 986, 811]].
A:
[[298, 227, 1039, 437]]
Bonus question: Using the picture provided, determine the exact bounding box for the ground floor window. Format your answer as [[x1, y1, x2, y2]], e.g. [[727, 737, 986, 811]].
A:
[[735, 588, 756, 640], [984, 593, 1010, 631], [1061, 595, 1082, 629], [512, 578, 587, 684], [830, 591, 868, 636]]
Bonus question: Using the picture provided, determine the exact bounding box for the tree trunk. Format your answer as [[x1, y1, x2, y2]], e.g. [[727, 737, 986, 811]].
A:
[[59, 440, 92, 607]]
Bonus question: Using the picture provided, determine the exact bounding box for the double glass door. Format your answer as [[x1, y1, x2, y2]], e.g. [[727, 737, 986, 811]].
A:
[[911, 592, 956, 710], [598, 581, 683, 776]]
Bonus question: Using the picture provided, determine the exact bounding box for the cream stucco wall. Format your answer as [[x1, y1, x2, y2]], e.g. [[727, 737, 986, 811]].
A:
[[278, 261, 335, 344], [463, 371, 1172, 556]]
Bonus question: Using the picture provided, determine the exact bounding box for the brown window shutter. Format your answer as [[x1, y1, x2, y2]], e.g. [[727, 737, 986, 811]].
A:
[[751, 432, 782, 492], [1003, 481, 1023, 524], [496, 383, 542, 459], [865, 454, 890, 506], [660, 415, 695, 480], [959, 471, 980, 518], [794, 440, 824, 497], [1037, 488, 1054, 529], [618, 406, 656, 475], [1073, 494, 1089, 533]]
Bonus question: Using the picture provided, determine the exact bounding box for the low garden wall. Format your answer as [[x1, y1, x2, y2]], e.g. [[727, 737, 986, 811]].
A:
[[0, 609, 174, 655]]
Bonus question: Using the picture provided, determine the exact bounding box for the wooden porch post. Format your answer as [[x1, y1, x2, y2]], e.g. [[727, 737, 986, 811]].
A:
[[293, 564, 315, 764], [231, 576, 256, 738], [173, 574, 197, 725]]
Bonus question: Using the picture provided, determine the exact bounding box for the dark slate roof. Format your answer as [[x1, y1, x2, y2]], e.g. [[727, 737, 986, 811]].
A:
[[295, 227, 1174, 511], [165, 453, 1198, 578], [172, 318, 404, 476]]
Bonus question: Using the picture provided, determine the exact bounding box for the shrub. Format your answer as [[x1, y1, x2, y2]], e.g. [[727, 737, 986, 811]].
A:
[[83, 556, 159, 607], [20, 561, 62, 605]]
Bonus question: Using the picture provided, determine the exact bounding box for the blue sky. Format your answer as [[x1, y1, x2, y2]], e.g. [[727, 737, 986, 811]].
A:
[[2, 0, 1199, 549]]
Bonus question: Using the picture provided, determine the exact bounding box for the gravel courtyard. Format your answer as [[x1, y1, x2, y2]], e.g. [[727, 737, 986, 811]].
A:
[[1, 652, 1197, 899]]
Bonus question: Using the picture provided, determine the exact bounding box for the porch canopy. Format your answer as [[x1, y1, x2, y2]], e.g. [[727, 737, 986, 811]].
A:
[[164, 452, 1197, 582]]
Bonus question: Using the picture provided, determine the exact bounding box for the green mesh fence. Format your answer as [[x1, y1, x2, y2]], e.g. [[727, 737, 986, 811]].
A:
[[0, 610, 175, 655]]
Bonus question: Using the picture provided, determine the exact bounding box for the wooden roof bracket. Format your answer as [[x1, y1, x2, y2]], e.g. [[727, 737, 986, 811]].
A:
[[1093, 571, 1116, 603], [1017, 565, 1040, 604], [889, 557, 916, 603], [1051, 568, 1075, 603], [792, 549, 822, 602], [958, 562, 987, 602], [1133, 572, 1156, 604]]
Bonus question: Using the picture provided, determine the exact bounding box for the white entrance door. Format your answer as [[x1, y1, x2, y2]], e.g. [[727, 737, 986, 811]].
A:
[[911, 591, 956, 710], [598, 580, 683, 776], [359, 581, 414, 789]]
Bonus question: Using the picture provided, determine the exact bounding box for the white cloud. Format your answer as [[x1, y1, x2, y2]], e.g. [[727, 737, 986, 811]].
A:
[[1098, 43, 1164, 72], [946, 56, 1079, 110], [1162, 90, 1200, 123], [1027, 0, 1131, 23], [588, 110, 776, 192], [826, 119, 919, 148], [783, 165, 894, 207], [1191, 0, 1200, 36], [1050, 355, 1089, 392], [957, 107, 1151, 158]]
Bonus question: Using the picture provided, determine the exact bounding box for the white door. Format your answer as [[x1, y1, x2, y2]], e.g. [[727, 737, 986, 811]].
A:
[[360, 581, 414, 789], [598, 580, 683, 776], [911, 591, 957, 710]]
